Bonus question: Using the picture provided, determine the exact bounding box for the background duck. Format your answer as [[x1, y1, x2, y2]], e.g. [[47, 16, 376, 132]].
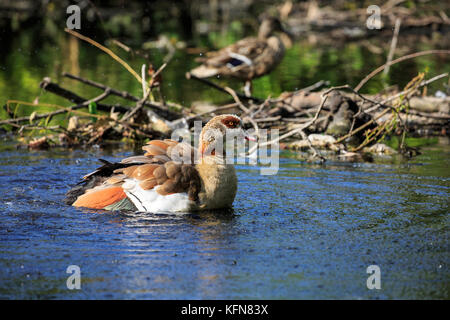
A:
[[189, 17, 292, 96]]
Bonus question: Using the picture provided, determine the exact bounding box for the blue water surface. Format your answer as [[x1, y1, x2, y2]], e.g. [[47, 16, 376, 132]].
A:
[[0, 142, 448, 299]]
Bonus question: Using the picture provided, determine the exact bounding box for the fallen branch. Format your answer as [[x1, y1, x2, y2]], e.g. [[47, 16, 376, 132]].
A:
[[224, 87, 251, 114], [185, 103, 239, 121], [247, 86, 347, 153], [65, 28, 142, 83], [62, 72, 179, 120], [186, 72, 263, 103], [363, 73, 449, 113], [299, 130, 325, 162], [121, 87, 153, 122], [355, 50, 450, 92], [383, 18, 401, 76], [39, 78, 127, 113]]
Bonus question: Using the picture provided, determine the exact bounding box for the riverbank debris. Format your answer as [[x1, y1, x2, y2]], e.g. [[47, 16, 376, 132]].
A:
[[1, 29, 449, 163]]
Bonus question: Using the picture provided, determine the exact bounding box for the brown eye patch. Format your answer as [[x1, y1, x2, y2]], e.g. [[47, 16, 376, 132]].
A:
[[221, 116, 240, 128]]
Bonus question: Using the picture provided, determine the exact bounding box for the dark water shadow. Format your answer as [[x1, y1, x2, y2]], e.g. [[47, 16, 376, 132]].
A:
[[75, 206, 236, 229]]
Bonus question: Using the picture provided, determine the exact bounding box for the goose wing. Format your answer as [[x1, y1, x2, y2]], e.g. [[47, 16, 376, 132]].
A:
[[66, 139, 202, 211]]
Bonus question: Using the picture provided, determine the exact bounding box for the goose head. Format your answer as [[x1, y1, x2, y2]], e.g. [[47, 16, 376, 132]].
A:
[[199, 114, 255, 157]]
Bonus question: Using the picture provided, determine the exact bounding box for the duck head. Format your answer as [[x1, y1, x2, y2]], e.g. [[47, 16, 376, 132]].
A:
[[258, 17, 292, 38]]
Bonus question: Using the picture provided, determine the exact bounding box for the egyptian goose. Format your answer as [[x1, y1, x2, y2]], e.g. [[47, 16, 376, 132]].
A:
[[189, 17, 291, 96], [65, 115, 253, 213]]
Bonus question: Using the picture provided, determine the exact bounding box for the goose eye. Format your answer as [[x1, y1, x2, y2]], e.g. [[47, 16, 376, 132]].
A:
[[221, 118, 240, 128]]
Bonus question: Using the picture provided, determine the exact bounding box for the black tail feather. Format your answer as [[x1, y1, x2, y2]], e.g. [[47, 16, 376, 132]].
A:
[[65, 159, 143, 205]]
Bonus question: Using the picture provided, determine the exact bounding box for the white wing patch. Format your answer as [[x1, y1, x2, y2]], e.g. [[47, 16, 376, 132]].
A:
[[227, 51, 253, 66], [122, 178, 195, 213]]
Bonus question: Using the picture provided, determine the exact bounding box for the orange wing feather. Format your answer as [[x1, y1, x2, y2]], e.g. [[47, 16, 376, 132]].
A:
[[72, 186, 127, 209]]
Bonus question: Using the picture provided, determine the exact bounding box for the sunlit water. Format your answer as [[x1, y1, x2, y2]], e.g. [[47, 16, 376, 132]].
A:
[[0, 142, 448, 299]]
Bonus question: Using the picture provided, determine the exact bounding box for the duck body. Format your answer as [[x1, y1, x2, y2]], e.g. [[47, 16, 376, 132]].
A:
[[191, 36, 285, 81], [189, 17, 288, 82], [65, 115, 245, 213]]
